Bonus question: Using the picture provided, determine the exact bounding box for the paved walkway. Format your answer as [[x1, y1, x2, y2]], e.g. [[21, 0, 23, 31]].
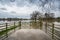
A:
[[6, 29, 51, 40]]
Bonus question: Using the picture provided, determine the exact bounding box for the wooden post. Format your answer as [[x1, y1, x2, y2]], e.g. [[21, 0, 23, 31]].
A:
[[45, 22, 48, 33], [52, 23, 54, 39], [30, 22, 31, 29], [39, 21, 43, 30], [14, 22, 16, 31], [19, 21, 21, 29], [6, 23, 8, 38]]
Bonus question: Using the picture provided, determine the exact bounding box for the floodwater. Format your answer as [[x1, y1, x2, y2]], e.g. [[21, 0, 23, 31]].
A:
[[0, 20, 60, 40], [5, 29, 51, 40]]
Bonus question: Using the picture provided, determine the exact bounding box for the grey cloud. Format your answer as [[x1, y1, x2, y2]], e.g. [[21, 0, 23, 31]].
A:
[[11, 11, 16, 13], [0, 11, 15, 18], [0, 8, 7, 10], [0, 0, 60, 17], [0, 0, 60, 10], [0, 11, 30, 18]]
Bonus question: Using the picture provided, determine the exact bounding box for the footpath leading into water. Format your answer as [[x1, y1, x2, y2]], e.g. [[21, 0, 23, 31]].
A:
[[5, 29, 51, 40]]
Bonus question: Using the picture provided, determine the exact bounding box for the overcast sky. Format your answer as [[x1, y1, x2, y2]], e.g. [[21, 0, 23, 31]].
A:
[[0, 0, 60, 18]]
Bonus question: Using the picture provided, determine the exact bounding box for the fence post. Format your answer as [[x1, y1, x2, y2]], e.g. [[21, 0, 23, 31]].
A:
[[14, 22, 16, 32], [6, 23, 8, 38], [39, 21, 43, 29], [19, 20, 21, 29], [30, 21, 31, 29], [52, 23, 54, 39], [45, 22, 48, 33]]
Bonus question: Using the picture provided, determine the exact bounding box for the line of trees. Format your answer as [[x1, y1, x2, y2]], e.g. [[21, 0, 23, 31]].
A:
[[0, 11, 60, 22], [0, 18, 30, 21], [30, 11, 60, 22], [0, 18, 20, 21]]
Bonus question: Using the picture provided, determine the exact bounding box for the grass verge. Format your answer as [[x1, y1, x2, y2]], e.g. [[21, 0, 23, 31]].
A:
[[0, 25, 18, 36]]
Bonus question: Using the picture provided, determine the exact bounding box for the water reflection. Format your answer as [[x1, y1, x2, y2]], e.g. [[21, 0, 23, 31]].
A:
[[30, 20, 43, 29], [30, 20, 60, 40]]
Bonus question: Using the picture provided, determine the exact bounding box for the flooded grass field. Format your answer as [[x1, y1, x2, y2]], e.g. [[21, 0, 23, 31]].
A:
[[0, 20, 60, 40]]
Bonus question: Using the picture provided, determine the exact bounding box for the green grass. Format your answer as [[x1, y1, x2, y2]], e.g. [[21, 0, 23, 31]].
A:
[[0, 25, 18, 36]]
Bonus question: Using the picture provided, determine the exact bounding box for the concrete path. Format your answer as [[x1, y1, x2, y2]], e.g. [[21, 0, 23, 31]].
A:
[[6, 29, 51, 40]]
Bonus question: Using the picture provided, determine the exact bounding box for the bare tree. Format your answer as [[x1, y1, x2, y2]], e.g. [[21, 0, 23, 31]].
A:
[[45, 13, 54, 18], [44, 13, 55, 22], [30, 11, 43, 22]]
